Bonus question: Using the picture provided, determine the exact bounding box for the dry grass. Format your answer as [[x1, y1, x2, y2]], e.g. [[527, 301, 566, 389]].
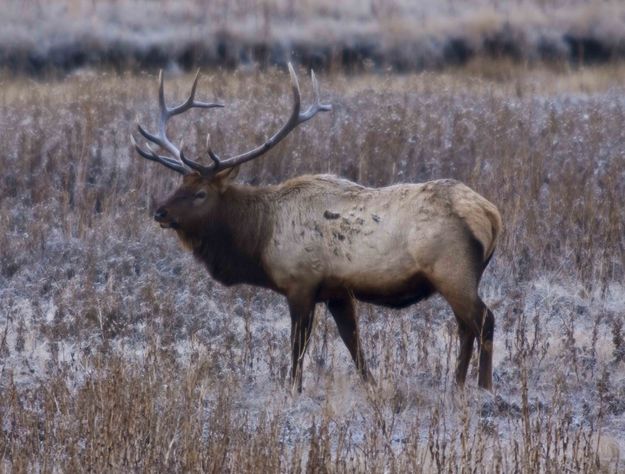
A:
[[1, 63, 625, 471]]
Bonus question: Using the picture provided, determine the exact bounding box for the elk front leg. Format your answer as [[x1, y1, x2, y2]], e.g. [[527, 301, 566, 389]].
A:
[[327, 295, 373, 384], [287, 290, 316, 393]]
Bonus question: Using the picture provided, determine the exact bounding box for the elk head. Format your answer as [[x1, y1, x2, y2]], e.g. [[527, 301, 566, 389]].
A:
[[131, 64, 331, 232]]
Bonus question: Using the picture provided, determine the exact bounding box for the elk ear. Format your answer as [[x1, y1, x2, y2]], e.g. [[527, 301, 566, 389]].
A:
[[213, 166, 240, 192]]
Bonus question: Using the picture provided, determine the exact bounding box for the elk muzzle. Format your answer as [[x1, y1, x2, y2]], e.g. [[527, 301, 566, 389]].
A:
[[154, 207, 177, 229]]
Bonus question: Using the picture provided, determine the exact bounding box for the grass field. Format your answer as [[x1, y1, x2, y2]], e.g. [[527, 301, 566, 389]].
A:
[[1, 61, 625, 471]]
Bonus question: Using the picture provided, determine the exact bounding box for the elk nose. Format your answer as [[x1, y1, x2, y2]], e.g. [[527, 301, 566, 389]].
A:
[[154, 208, 167, 222]]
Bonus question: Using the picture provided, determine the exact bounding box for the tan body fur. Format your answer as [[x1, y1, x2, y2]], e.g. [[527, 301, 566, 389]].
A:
[[265, 175, 500, 303]]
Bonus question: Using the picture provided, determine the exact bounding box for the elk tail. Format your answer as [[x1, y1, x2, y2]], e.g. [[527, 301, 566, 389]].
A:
[[481, 204, 502, 267]]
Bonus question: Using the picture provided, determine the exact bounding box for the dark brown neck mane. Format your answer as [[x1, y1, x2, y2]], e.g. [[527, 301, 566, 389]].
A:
[[179, 184, 275, 288]]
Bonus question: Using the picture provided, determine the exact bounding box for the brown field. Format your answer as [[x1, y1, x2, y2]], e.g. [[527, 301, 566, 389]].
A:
[[1, 61, 625, 471]]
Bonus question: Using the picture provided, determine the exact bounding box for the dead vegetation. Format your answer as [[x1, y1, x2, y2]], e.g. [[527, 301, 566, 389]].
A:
[[1, 63, 625, 471]]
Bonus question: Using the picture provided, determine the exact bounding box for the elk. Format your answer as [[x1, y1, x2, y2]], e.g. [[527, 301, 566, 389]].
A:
[[131, 64, 502, 392]]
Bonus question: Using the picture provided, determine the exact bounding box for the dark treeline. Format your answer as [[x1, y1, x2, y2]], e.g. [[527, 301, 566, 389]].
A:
[[2, 27, 624, 76]]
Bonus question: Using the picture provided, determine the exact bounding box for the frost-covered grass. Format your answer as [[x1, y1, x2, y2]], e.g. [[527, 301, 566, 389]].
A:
[[2, 0, 625, 73], [1, 64, 625, 471]]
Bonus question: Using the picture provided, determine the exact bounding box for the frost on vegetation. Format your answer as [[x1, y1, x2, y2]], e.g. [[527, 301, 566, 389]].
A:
[[1, 69, 625, 470]]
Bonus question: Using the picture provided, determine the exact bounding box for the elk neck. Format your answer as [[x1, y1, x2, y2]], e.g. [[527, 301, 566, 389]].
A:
[[180, 183, 275, 288]]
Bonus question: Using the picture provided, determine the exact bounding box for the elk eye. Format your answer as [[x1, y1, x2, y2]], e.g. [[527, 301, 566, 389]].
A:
[[194, 191, 207, 200]]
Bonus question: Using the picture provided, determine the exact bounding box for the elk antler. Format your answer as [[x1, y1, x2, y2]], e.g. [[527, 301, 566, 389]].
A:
[[132, 63, 332, 176], [132, 69, 224, 174]]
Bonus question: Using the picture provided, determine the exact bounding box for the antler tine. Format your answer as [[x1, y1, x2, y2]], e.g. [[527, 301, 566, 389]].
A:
[[288, 62, 302, 120], [137, 124, 167, 150], [311, 70, 320, 101], [300, 69, 332, 121], [207, 62, 331, 173], [158, 70, 167, 121], [130, 134, 187, 174], [168, 69, 225, 116], [205, 133, 222, 166]]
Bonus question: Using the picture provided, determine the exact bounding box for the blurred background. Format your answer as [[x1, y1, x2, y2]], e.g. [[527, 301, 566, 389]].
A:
[[3, 0, 625, 74], [1, 1, 625, 472]]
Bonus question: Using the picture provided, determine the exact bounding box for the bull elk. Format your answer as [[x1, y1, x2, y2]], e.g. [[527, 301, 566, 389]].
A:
[[131, 64, 502, 392]]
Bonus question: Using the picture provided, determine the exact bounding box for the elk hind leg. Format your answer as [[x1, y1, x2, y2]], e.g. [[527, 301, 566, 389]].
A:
[[475, 300, 494, 390], [450, 297, 494, 391], [327, 295, 372, 383], [435, 274, 494, 391]]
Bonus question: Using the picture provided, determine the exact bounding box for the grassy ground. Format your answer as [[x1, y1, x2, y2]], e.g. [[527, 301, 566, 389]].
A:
[[1, 61, 625, 471]]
